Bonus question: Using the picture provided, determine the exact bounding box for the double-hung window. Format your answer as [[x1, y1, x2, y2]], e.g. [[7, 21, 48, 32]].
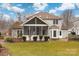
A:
[[53, 20, 58, 24]]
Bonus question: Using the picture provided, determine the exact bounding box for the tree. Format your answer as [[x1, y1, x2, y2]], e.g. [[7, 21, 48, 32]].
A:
[[62, 9, 74, 30], [16, 12, 22, 21]]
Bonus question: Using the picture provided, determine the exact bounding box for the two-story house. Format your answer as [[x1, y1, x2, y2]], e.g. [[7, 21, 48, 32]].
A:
[[11, 12, 70, 41]]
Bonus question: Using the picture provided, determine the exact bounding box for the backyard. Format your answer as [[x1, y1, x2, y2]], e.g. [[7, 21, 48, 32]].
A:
[[2, 40, 79, 56]]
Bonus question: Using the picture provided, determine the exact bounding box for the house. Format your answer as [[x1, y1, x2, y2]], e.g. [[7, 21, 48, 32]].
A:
[[4, 28, 12, 37], [70, 17, 79, 35], [11, 12, 73, 41], [11, 21, 22, 38]]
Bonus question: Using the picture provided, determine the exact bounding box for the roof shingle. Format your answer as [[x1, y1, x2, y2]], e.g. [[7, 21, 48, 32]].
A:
[[27, 12, 61, 20], [11, 21, 22, 29]]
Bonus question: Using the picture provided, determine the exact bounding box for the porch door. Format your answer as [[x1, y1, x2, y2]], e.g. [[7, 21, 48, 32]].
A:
[[53, 30, 56, 37]]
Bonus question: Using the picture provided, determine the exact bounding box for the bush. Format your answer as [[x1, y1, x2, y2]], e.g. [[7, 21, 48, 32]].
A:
[[5, 37, 13, 42], [0, 44, 2, 48], [22, 36, 26, 42], [39, 36, 43, 41], [68, 34, 79, 41], [0, 36, 4, 39], [44, 36, 49, 41], [33, 36, 37, 41], [0, 32, 1, 37], [71, 32, 76, 35]]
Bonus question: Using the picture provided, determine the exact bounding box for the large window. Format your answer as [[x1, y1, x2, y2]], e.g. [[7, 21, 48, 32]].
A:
[[53, 20, 58, 24]]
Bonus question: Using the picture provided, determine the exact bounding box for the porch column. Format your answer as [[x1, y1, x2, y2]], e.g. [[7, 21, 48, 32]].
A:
[[47, 26, 48, 35], [35, 18, 37, 35], [35, 26, 36, 35]]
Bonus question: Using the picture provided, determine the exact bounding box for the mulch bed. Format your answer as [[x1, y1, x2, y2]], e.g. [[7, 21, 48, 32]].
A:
[[13, 38, 23, 42], [0, 47, 10, 56]]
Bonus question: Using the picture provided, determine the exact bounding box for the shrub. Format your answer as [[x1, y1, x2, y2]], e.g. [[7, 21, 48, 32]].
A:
[[44, 36, 49, 41], [39, 36, 43, 41], [22, 36, 26, 42], [68, 33, 79, 41], [0, 44, 3, 48], [0, 32, 1, 37], [33, 36, 37, 41], [71, 32, 76, 35], [0, 36, 4, 39], [5, 37, 13, 42]]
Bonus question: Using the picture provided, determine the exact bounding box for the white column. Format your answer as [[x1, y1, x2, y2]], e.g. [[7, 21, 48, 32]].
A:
[[22, 27, 24, 35], [47, 26, 48, 35], [35, 19, 37, 35]]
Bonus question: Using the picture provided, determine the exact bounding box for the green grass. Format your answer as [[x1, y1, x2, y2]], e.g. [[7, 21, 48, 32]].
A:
[[3, 40, 79, 56]]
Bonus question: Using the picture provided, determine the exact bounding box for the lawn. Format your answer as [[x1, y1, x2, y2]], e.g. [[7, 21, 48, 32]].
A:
[[3, 40, 79, 56]]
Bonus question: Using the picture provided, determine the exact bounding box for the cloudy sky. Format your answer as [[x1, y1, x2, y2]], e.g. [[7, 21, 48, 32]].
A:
[[0, 3, 79, 20]]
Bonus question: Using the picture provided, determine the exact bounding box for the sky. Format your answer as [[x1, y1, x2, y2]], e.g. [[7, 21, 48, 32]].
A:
[[0, 3, 79, 21]]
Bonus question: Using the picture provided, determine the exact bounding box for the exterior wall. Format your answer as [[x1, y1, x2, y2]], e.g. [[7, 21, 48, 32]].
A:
[[51, 29, 59, 38], [44, 19, 63, 26], [61, 30, 68, 38], [12, 29, 22, 38], [45, 19, 63, 39], [12, 29, 17, 38], [51, 29, 64, 39], [44, 20, 53, 26], [49, 29, 68, 39], [48, 29, 52, 38], [22, 19, 65, 39]]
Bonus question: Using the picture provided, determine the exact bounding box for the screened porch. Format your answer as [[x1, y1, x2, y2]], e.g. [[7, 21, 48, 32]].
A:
[[23, 17, 48, 35], [23, 26, 48, 35]]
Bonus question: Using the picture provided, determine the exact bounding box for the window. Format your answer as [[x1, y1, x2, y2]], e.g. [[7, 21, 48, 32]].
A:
[[56, 20, 58, 24], [53, 30, 56, 37], [53, 20, 55, 24], [53, 20, 58, 24], [60, 31, 62, 36]]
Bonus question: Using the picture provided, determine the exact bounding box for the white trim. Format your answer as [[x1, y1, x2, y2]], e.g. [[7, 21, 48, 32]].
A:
[[23, 24, 47, 26], [20, 16, 48, 26], [51, 29, 59, 38]]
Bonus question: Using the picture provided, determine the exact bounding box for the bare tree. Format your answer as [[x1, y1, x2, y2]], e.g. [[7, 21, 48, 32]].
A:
[[16, 12, 22, 21], [62, 9, 74, 30]]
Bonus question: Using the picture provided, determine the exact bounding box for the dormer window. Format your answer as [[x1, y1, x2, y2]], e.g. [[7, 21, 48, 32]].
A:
[[53, 19, 58, 24]]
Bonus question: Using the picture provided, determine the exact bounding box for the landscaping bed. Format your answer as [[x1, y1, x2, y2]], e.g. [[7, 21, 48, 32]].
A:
[[13, 38, 23, 42], [0, 44, 9, 56]]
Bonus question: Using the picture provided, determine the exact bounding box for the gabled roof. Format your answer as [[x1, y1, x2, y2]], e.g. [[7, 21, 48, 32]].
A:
[[21, 16, 49, 26], [27, 12, 61, 20], [11, 21, 22, 29]]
